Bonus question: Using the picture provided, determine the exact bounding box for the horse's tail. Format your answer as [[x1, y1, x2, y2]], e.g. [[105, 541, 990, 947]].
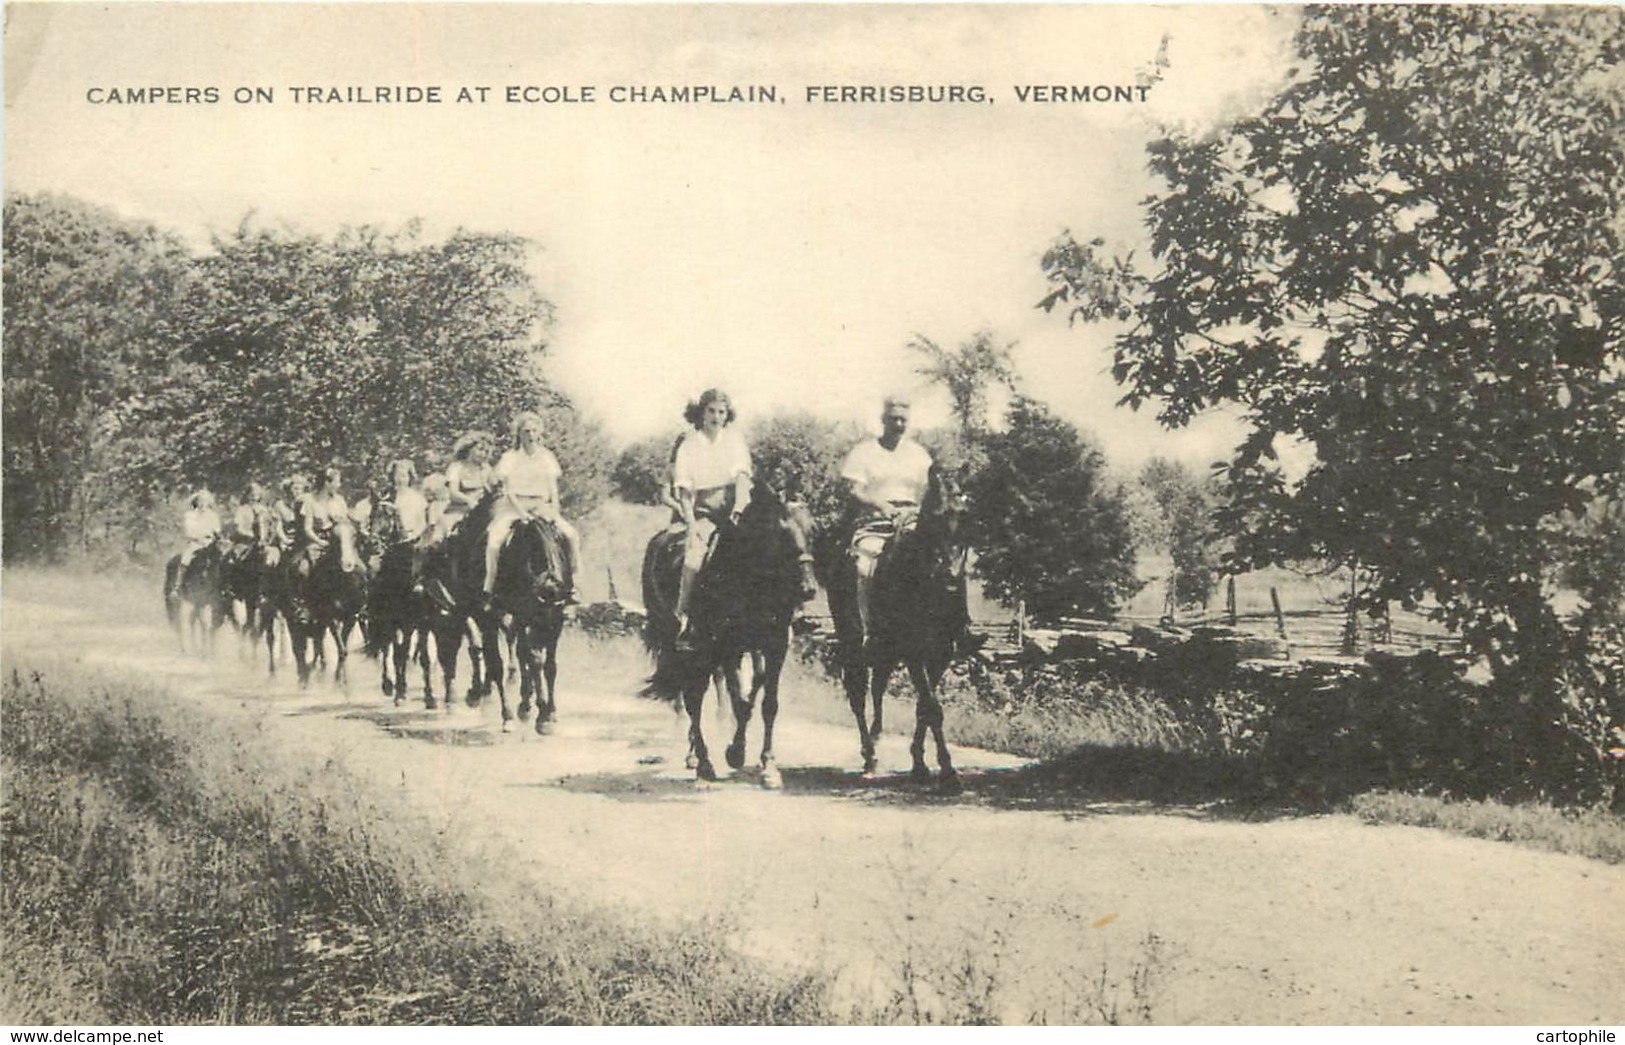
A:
[[163, 556, 182, 627], [639, 644, 707, 708], [640, 530, 678, 658]]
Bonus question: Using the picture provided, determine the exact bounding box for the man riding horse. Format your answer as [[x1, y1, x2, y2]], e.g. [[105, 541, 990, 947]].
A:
[[839, 395, 938, 657]]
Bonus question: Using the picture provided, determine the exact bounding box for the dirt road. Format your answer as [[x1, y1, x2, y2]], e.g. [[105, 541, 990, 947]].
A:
[[3, 581, 1620, 1025]]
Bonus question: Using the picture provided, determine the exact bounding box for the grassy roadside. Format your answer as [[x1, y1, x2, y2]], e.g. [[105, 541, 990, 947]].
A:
[[0, 660, 838, 1025]]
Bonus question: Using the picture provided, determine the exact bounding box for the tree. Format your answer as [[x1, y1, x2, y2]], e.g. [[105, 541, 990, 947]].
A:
[[908, 329, 1018, 439], [1139, 458, 1224, 611], [966, 396, 1140, 621], [3, 193, 191, 560], [145, 219, 576, 497], [746, 412, 859, 534], [611, 432, 682, 506], [1040, 6, 1625, 686]]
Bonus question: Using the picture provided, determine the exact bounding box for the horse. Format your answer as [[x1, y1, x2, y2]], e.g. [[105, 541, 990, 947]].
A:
[[221, 537, 284, 660], [484, 516, 571, 734], [365, 534, 436, 707], [817, 466, 973, 794], [282, 519, 370, 688], [164, 538, 232, 655], [642, 485, 817, 785]]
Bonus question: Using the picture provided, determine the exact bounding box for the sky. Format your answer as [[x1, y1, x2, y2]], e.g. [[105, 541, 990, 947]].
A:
[[5, 3, 1299, 472]]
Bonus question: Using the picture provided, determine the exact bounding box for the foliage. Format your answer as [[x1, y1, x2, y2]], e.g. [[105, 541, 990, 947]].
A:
[[2, 194, 191, 559], [908, 329, 1018, 440], [1, 198, 614, 558], [965, 397, 1140, 621], [1138, 458, 1224, 610], [611, 431, 683, 506], [1039, 6, 1625, 688], [746, 411, 861, 534], [149, 219, 564, 494]]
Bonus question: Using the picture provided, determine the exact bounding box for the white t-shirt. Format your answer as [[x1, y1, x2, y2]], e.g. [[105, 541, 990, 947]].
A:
[[392, 487, 429, 541], [673, 427, 752, 493], [496, 446, 562, 501], [184, 507, 221, 543], [840, 437, 933, 505]]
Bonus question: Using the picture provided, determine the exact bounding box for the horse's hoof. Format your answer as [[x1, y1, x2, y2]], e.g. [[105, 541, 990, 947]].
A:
[[424, 696, 439, 710], [937, 772, 963, 796], [760, 763, 783, 790], [535, 716, 554, 736], [392, 693, 405, 707], [684, 751, 699, 771], [861, 757, 879, 778], [696, 760, 718, 783], [725, 743, 746, 771], [518, 704, 533, 722], [500, 718, 513, 734], [910, 764, 933, 783]]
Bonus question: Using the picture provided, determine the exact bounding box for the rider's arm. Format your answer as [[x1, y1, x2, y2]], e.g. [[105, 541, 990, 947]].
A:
[[729, 433, 752, 521], [672, 438, 698, 526], [300, 499, 323, 544]]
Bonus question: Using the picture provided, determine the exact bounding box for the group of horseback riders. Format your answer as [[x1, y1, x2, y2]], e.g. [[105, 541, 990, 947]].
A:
[[170, 389, 952, 657]]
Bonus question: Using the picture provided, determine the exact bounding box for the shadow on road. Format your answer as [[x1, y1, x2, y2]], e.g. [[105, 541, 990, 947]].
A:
[[538, 747, 1312, 823]]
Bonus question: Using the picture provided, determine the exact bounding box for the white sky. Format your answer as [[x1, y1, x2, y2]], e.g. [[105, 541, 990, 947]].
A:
[[5, 3, 1298, 471]]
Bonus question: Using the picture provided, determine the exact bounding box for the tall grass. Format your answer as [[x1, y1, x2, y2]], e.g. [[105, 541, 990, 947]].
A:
[[1348, 791, 1625, 865], [0, 661, 837, 1025]]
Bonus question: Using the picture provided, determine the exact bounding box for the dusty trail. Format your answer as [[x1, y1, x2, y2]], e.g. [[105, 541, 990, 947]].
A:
[[3, 580, 1620, 1025]]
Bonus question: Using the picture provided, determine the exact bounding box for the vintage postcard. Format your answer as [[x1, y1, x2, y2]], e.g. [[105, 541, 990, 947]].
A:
[[4, 3, 1621, 1032]]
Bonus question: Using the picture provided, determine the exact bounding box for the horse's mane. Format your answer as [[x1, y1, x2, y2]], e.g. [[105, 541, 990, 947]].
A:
[[494, 516, 570, 611]]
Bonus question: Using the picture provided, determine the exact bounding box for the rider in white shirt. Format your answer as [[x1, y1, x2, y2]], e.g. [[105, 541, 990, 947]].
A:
[[482, 411, 583, 605], [840, 395, 934, 650], [171, 489, 222, 595], [671, 388, 753, 639]]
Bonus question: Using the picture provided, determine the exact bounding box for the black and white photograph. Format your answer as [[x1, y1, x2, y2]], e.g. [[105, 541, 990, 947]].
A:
[[3, 2, 1622, 1030]]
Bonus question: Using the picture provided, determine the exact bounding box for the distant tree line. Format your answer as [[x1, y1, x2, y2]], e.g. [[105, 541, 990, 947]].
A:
[[3, 193, 612, 562], [4, 191, 1197, 625]]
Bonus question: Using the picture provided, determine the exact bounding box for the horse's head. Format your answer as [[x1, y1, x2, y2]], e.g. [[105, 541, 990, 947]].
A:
[[498, 517, 570, 609], [916, 464, 970, 582], [734, 484, 818, 604]]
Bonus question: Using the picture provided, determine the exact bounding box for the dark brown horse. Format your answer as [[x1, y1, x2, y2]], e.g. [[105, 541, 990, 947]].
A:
[[164, 538, 231, 655], [817, 466, 972, 794], [642, 485, 817, 785], [283, 519, 370, 688], [484, 516, 571, 734]]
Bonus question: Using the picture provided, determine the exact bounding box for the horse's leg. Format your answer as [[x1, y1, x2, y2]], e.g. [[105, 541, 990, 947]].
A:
[[291, 623, 312, 689], [164, 559, 183, 646], [840, 663, 876, 776], [331, 619, 350, 688], [485, 619, 514, 731], [263, 606, 278, 676], [415, 625, 436, 708], [724, 655, 753, 771], [758, 643, 786, 790], [380, 626, 396, 699], [535, 620, 560, 736], [391, 628, 413, 706], [505, 626, 519, 686], [464, 616, 486, 706], [515, 623, 536, 723], [434, 618, 464, 712], [871, 662, 891, 738], [685, 676, 716, 782], [907, 659, 960, 794]]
